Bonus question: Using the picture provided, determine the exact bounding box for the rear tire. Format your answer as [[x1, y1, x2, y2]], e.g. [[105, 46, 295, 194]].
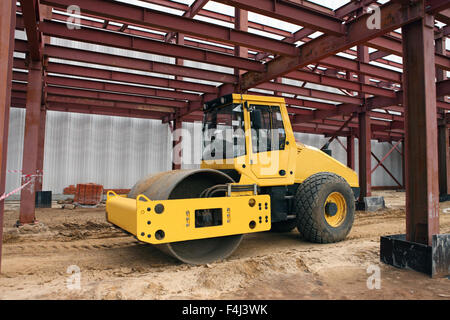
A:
[[294, 172, 355, 243], [270, 219, 297, 233]]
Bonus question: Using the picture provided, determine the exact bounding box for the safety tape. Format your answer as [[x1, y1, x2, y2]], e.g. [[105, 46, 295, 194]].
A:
[[6, 170, 43, 178], [0, 180, 32, 202]]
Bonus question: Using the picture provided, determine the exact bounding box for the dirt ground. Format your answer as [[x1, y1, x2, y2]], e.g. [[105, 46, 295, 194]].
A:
[[0, 191, 449, 300]]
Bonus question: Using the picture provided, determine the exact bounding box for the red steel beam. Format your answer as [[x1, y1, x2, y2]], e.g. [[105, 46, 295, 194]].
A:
[[45, 91, 178, 114], [368, 35, 450, 71], [165, 0, 210, 43], [45, 62, 219, 94], [403, 14, 439, 246], [40, 0, 298, 57], [39, 20, 265, 72], [45, 102, 166, 119], [45, 75, 202, 102], [239, 1, 425, 91], [43, 44, 237, 84], [42, 11, 261, 59], [335, 0, 378, 18], [213, 0, 345, 36]]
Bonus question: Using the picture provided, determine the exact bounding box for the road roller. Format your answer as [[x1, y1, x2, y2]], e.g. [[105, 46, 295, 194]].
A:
[[106, 94, 359, 264]]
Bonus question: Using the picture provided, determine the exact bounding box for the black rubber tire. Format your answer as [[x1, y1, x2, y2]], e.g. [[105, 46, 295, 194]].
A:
[[294, 172, 355, 243], [270, 219, 298, 233]]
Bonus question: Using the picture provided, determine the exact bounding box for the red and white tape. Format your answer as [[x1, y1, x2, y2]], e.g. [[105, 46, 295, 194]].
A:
[[0, 170, 43, 202], [0, 178, 34, 202], [7, 169, 43, 178]]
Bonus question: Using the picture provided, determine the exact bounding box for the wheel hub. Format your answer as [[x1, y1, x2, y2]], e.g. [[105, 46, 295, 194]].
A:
[[325, 202, 338, 216], [324, 192, 347, 227]]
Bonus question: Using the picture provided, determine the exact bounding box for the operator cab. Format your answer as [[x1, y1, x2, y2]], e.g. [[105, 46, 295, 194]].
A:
[[201, 94, 297, 186]]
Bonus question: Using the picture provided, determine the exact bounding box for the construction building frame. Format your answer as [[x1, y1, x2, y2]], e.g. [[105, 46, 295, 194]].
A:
[[0, 0, 449, 273]]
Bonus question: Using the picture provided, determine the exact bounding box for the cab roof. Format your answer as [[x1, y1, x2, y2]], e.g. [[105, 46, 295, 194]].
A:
[[204, 94, 286, 111]]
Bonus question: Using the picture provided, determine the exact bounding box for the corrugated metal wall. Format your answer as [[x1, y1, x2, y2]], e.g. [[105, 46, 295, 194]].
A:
[[6, 109, 402, 195], [6, 108, 172, 194]]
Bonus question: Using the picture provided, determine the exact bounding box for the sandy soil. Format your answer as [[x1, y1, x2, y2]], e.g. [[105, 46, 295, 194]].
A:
[[0, 191, 449, 300]]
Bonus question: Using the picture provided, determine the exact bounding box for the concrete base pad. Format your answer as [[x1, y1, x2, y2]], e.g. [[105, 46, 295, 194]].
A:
[[380, 234, 450, 278], [14, 221, 49, 234], [356, 196, 385, 211]]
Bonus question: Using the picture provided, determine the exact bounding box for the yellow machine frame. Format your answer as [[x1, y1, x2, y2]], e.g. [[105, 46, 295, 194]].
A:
[[107, 191, 271, 244]]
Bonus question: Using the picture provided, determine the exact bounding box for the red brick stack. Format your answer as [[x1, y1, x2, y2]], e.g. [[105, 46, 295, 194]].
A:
[[74, 183, 104, 205]]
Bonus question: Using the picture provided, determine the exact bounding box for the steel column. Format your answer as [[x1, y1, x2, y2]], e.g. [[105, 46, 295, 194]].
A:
[[437, 121, 450, 197], [436, 35, 450, 197], [19, 61, 43, 225], [172, 116, 182, 170], [234, 8, 248, 77], [402, 15, 439, 245], [347, 131, 355, 170], [36, 108, 46, 191], [0, 0, 17, 273], [358, 45, 371, 203]]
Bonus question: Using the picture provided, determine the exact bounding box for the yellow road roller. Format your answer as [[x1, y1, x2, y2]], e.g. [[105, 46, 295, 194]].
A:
[[106, 94, 359, 264]]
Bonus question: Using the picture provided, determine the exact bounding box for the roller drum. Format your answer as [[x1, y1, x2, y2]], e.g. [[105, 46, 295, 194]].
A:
[[128, 169, 243, 264]]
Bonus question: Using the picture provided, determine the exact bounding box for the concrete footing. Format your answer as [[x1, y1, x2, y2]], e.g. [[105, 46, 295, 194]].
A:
[[380, 234, 450, 278], [356, 196, 386, 211]]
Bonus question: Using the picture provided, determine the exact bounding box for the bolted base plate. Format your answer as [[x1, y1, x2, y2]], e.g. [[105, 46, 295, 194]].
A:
[[380, 234, 450, 278]]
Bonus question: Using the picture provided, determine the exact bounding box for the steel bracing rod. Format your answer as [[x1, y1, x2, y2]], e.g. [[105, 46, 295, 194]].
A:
[[371, 139, 403, 174], [321, 113, 356, 150], [371, 151, 403, 187], [334, 137, 347, 152]]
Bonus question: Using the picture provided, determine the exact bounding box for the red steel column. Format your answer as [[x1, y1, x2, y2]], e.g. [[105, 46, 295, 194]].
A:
[[35, 108, 46, 191], [402, 15, 439, 245], [357, 45, 371, 202], [234, 8, 248, 76], [436, 36, 449, 196], [437, 120, 450, 196], [176, 33, 184, 82], [172, 116, 182, 170], [347, 130, 355, 170], [0, 0, 17, 272], [19, 61, 43, 225]]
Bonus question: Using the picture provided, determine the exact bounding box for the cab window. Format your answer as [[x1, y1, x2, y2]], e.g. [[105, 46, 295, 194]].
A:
[[250, 105, 286, 153]]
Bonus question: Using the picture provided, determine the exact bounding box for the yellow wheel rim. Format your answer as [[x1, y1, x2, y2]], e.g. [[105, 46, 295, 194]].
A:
[[324, 192, 347, 227]]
